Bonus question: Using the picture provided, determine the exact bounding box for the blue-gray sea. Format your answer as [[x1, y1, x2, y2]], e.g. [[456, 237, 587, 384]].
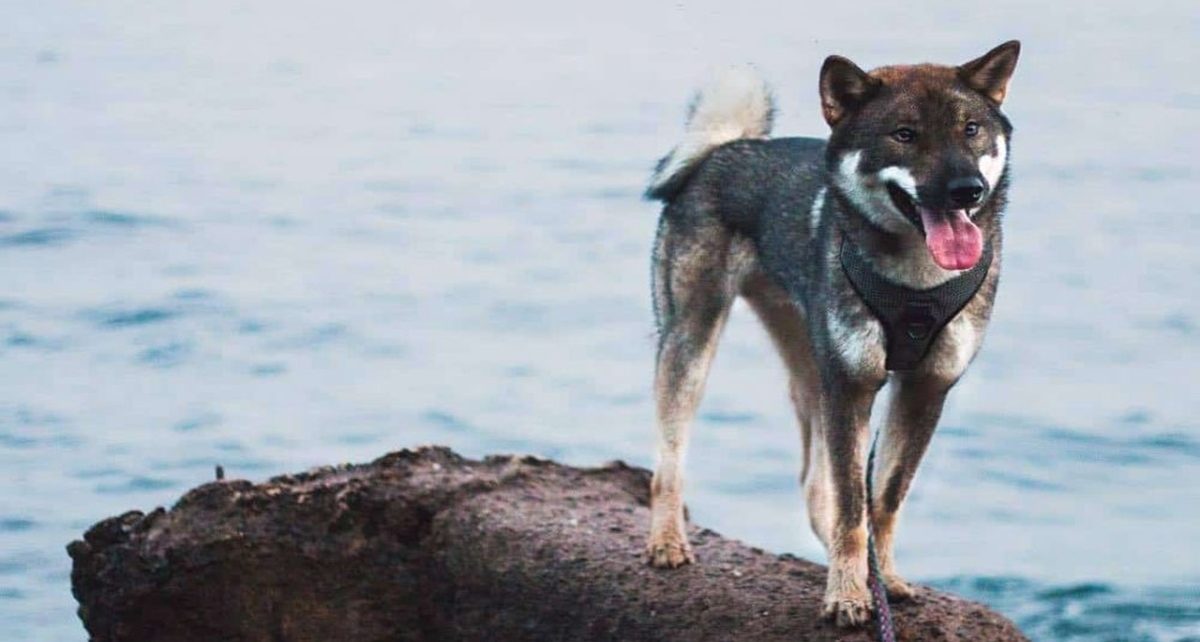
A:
[[1, 2, 1197, 640]]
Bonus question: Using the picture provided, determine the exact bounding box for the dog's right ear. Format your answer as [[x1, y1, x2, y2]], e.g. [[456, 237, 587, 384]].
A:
[[819, 56, 880, 127]]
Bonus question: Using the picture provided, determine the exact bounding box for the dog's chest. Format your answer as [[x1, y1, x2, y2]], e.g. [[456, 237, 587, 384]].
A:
[[825, 293, 986, 381], [923, 312, 985, 379]]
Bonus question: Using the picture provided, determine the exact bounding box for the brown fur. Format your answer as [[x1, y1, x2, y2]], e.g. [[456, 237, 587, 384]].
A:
[[646, 42, 1020, 628]]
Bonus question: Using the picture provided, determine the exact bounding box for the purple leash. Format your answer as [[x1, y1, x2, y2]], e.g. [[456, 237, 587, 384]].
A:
[[866, 430, 897, 642]]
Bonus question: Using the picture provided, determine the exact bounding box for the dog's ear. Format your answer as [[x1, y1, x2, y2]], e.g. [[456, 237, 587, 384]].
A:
[[959, 40, 1021, 105], [819, 56, 881, 127]]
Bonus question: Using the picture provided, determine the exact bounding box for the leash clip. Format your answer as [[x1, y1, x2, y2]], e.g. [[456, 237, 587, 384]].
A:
[[898, 299, 937, 340]]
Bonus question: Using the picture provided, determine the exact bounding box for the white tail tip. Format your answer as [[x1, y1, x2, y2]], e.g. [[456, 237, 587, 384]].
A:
[[647, 65, 775, 200]]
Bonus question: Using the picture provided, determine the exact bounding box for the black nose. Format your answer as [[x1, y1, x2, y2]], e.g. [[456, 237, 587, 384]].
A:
[[947, 177, 986, 207]]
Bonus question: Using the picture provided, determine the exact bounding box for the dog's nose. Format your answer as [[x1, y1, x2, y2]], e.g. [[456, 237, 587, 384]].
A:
[[947, 177, 986, 207]]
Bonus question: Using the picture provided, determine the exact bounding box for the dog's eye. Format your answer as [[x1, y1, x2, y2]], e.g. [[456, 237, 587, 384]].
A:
[[891, 127, 916, 143], [965, 121, 980, 137]]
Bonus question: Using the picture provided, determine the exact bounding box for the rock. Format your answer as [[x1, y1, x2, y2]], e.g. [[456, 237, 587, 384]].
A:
[[69, 446, 1027, 641]]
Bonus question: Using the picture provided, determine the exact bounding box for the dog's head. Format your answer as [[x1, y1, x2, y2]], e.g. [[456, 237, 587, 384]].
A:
[[820, 41, 1020, 270]]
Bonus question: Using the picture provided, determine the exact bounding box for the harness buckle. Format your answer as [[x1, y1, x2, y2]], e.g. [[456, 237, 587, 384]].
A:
[[899, 300, 937, 340]]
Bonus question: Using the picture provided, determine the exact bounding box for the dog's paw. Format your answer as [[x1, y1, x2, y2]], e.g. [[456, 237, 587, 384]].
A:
[[884, 573, 916, 602], [645, 535, 694, 568], [822, 589, 873, 628]]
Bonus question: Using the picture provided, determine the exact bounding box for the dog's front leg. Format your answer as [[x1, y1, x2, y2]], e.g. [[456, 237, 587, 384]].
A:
[[870, 373, 953, 600], [820, 378, 878, 627]]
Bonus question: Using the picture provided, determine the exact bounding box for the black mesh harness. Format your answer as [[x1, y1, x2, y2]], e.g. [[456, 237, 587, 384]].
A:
[[840, 238, 993, 371]]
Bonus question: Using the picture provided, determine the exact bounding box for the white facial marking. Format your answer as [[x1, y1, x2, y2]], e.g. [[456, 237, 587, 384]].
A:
[[833, 150, 914, 234], [978, 134, 1008, 191], [809, 187, 827, 234], [836, 149, 864, 192], [877, 165, 918, 200], [826, 306, 885, 375]]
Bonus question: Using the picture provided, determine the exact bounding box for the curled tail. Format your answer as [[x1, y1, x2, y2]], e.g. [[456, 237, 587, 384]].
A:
[[645, 65, 775, 201]]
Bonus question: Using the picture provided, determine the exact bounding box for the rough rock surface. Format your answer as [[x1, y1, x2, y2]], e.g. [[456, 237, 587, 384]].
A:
[[69, 446, 1027, 641]]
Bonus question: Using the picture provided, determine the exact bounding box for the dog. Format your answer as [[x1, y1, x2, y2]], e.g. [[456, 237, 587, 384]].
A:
[[644, 42, 1020, 627]]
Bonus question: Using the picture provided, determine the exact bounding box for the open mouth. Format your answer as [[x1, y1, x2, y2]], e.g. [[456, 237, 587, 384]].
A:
[[885, 182, 923, 231], [885, 181, 984, 271]]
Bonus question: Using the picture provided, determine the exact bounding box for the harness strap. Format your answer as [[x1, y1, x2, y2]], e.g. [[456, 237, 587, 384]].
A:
[[840, 237, 993, 371]]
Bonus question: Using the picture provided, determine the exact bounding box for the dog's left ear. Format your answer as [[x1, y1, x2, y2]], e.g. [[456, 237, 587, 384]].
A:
[[958, 40, 1021, 105]]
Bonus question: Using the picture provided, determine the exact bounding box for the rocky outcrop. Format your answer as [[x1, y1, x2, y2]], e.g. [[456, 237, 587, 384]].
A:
[[69, 446, 1026, 641]]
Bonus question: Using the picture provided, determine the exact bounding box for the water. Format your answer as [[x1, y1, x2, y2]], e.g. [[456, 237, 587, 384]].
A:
[[1, 1, 1197, 640]]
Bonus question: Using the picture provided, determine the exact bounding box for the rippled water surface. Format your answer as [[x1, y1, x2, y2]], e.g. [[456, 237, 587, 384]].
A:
[[2, 2, 1197, 640]]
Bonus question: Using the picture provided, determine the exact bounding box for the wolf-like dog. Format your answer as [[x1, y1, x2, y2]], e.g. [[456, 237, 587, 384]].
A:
[[644, 42, 1020, 626]]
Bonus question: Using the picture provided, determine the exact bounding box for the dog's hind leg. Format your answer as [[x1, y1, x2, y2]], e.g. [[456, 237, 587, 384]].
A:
[[647, 215, 735, 569], [870, 373, 952, 600], [740, 275, 831, 547]]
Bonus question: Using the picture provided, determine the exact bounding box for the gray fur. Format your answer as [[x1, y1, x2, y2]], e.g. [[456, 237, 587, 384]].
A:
[[645, 43, 1019, 628]]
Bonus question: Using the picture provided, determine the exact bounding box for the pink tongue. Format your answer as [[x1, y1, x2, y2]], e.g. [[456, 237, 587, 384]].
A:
[[919, 208, 983, 270]]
